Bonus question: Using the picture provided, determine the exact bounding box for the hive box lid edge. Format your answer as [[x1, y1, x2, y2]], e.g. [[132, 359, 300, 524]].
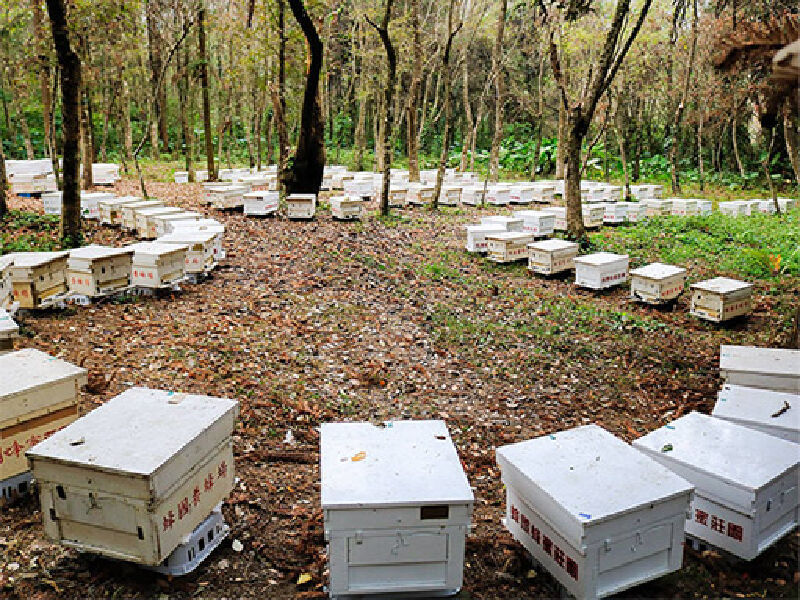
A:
[[713, 385, 800, 434], [0, 348, 87, 402], [720, 345, 800, 378]]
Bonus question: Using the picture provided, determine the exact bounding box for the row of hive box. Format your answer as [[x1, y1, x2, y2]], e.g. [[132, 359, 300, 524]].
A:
[[7, 161, 120, 195], [1, 345, 797, 597], [465, 214, 755, 323]]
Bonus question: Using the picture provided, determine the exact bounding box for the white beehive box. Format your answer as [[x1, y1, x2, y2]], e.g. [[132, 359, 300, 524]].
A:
[[158, 231, 217, 273], [174, 171, 189, 184], [217, 168, 235, 181], [527, 239, 579, 275], [67, 245, 133, 297], [42, 191, 63, 215], [486, 232, 535, 263], [512, 210, 556, 237], [486, 187, 511, 206], [629, 263, 686, 304], [690, 277, 752, 322], [542, 207, 567, 231], [439, 186, 462, 206], [601, 202, 628, 224], [243, 191, 279, 216], [388, 187, 408, 208], [330, 195, 364, 220], [510, 187, 536, 205], [497, 426, 692, 600], [631, 184, 663, 200], [480, 215, 523, 232], [136, 207, 185, 239], [205, 186, 245, 210], [460, 186, 485, 206], [633, 412, 799, 560], [643, 199, 673, 218], [237, 173, 269, 187], [128, 242, 188, 288], [153, 212, 203, 238], [27, 387, 238, 567], [719, 201, 748, 217], [417, 186, 436, 205], [778, 198, 796, 212], [80, 192, 116, 220], [7, 251, 69, 309], [757, 200, 777, 214], [465, 224, 505, 253], [581, 205, 604, 228], [530, 185, 556, 203], [697, 200, 712, 215], [10, 173, 58, 195], [101, 197, 144, 226], [719, 346, 799, 394], [122, 200, 164, 231], [168, 220, 225, 261], [0, 255, 13, 309], [321, 420, 473, 598], [619, 202, 646, 222], [671, 199, 699, 217], [91, 163, 121, 185], [574, 253, 629, 290], [713, 384, 799, 443], [0, 308, 19, 352], [1, 349, 86, 497], [195, 170, 209, 183], [287, 193, 317, 220]]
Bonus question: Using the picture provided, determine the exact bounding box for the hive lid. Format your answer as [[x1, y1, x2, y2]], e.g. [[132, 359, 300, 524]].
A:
[[243, 191, 279, 200], [68, 245, 134, 260], [630, 262, 686, 279], [159, 230, 217, 244], [632, 412, 799, 493], [126, 241, 189, 256], [541, 207, 566, 215], [154, 212, 202, 221], [27, 387, 238, 477], [320, 420, 474, 508], [497, 425, 692, 537], [0, 308, 19, 337], [80, 192, 116, 201], [124, 200, 163, 210], [527, 239, 578, 252], [713, 384, 799, 436], [691, 277, 752, 295], [481, 216, 523, 225], [0, 349, 86, 415], [287, 193, 316, 200], [573, 252, 629, 266], [0, 255, 14, 271], [5, 251, 69, 268], [486, 231, 534, 241], [512, 210, 554, 219], [136, 207, 184, 217], [720, 345, 799, 378], [465, 224, 505, 233]]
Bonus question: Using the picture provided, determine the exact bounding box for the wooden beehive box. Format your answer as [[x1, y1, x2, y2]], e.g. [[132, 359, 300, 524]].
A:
[[127, 242, 188, 288], [497, 426, 692, 600], [80, 192, 116, 220], [330, 196, 364, 220], [718, 201, 748, 217], [174, 171, 189, 184], [713, 384, 799, 444], [416, 186, 436, 205], [480, 215, 523, 232], [1, 349, 86, 497], [168, 220, 225, 261], [460, 186, 485, 206], [486, 187, 511, 206], [153, 212, 203, 237], [690, 277, 752, 322], [243, 191, 279, 216], [697, 200, 712, 215], [486, 232, 535, 263], [629, 263, 686, 304], [530, 185, 556, 203], [512, 210, 555, 237], [100, 197, 143, 226], [757, 200, 776, 214], [287, 194, 317, 219], [719, 346, 799, 394], [27, 387, 238, 567], [634, 412, 799, 560], [631, 184, 663, 200], [510, 187, 535, 205], [671, 199, 699, 216], [465, 224, 505, 253], [206, 186, 246, 210], [7, 251, 69, 309], [574, 252, 629, 290], [778, 198, 796, 212], [195, 170, 209, 183], [321, 420, 473, 598], [581, 205, 604, 228], [67, 245, 134, 297], [91, 163, 121, 185], [122, 200, 164, 231], [643, 199, 673, 217], [388, 187, 408, 208], [41, 191, 63, 215], [619, 202, 646, 222], [542, 207, 567, 230], [0, 308, 19, 352], [158, 231, 217, 273], [0, 255, 13, 309], [439, 186, 462, 206], [527, 239, 579, 275], [601, 202, 628, 224], [136, 207, 185, 239]]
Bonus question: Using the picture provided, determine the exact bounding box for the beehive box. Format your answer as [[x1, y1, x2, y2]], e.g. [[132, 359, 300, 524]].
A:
[[629, 263, 686, 304], [67, 245, 134, 297], [417, 186, 436, 206], [690, 277, 752, 322], [243, 191, 279, 216], [574, 253, 629, 290], [631, 184, 663, 200], [42, 191, 63, 215], [158, 231, 217, 273], [497, 426, 693, 600], [757, 200, 777, 214], [174, 171, 189, 184], [388, 187, 408, 208], [91, 163, 121, 185], [619, 202, 646, 222], [168, 220, 225, 261], [100, 196, 144, 226], [122, 200, 165, 231], [7, 251, 69, 309], [633, 412, 799, 560], [581, 205, 604, 228], [330, 196, 364, 220], [136, 207, 185, 239], [527, 239, 579, 275], [439, 186, 462, 206], [0, 308, 19, 352], [670, 199, 699, 217], [530, 185, 556, 203], [719, 201, 748, 217], [1, 349, 86, 497], [602, 202, 628, 224], [10, 173, 58, 195], [287, 194, 317, 220], [512, 210, 555, 237], [195, 170, 209, 183], [643, 199, 672, 218], [480, 216, 523, 232], [465, 224, 505, 253], [778, 198, 796, 212], [27, 387, 238, 567], [205, 186, 245, 210], [460, 186, 485, 206], [0, 255, 13, 309], [153, 212, 203, 237], [697, 200, 712, 215], [80, 192, 117, 220], [713, 384, 799, 443], [128, 242, 188, 288], [542, 207, 567, 230], [321, 420, 473, 598], [510, 187, 536, 205], [486, 232, 535, 263], [486, 187, 511, 206], [719, 346, 799, 394]]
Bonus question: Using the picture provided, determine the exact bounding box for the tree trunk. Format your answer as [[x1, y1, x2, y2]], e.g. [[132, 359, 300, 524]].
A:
[[406, 0, 422, 182], [488, 0, 507, 182], [433, 0, 460, 211], [615, 113, 631, 200], [45, 0, 82, 246], [354, 91, 367, 171], [555, 101, 566, 178], [669, 1, 697, 194], [33, 0, 54, 159], [120, 75, 133, 173], [762, 127, 779, 212], [18, 108, 35, 160], [732, 112, 745, 177], [460, 58, 472, 172], [697, 112, 705, 192], [178, 44, 194, 182], [146, 3, 169, 154], [469, 103, 483, 172], [198, 2, 216, 180], [277, 0, 288, 181], [564, 123, 585, 239], [784, 104, 800, 186], [81, 88, 93, 189], [0, 132, 7, 218]]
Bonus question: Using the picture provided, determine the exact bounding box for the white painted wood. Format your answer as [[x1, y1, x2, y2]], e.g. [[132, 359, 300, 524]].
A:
[[713, 384, 799, 443], [690, 278, 752, 322], [158, 231, 218, 273], [330, 196, 364, 220], [512, 210, 556, 236], [465, 225, 505, 253], [574, 253, 629, 290], [127, 242, 188, 288], [122, 201, 165, 231], [287, 194, 317, 219], [6, 251, 70, 309], [486, 232, 535, 263], [67, 245, 134, 297], [243, 191, 279, 216], [480, 216, 523, 232], [135, 207, 185, 239], [629, 263, 686, 304], [527, 239, 579, 275], [719, 346, 800, 394]]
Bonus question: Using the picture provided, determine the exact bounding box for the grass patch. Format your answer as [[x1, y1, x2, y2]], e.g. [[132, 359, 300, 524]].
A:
[[1, 210, 61, 253]]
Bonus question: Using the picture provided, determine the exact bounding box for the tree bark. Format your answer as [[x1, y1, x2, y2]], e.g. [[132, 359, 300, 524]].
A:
[[146, 2, 169, 154], [198, 2, 216, 180], [697, 111, 705, 191], [45, 0, 82, 246], [0, 132, 7, 218], [460, 58, 472, 172], [762, 127, 779, 212], [178, 42, 194, 182], [784, 103, 800, 186], [433, 1, 461, 211], [33, 0, 54, 159], [80, 87, 93, 189], [732, 113, 745, 177], [488, 0, 507, 182], [669, 0, 697, 194], [406, 0, 422, 182], [277, 0, 288, 181]]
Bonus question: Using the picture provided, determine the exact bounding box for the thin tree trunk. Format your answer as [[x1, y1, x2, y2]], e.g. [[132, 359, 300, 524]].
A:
[[81, 87, 93, 189], [198, 2, 215, 180], [669, 0, 697, 194], [615, 111, 631, 200], [354, 91, 367, 171], [277, 0, 288, 181], [762, 127, 779, 212], [564, 124, 585, 238], [488, 0, 507, 181], [783, 104, 800, 186], [120, 75, 133, 172], [407, 0, 422, 182], [0, 132, 7, 217], [697, 111, 704, 191], [732, 112, 745, 177], [460, 58, 472, 172], [555, 101, 566, 178], [33, 0, 53, 158], [18, 109, 35, 160], [469, 103, 483, 172]]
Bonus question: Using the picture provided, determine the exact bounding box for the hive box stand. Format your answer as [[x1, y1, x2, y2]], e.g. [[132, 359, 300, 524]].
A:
[[633, 412, 799, 560], [713, 384, 799, 444], [574, 253, 629, 290], [629, 263, 686, 304], [690, 277, 752, 323], [497, 426, 692, 600], [7, 251, 70, 309], [287, 194, 317, 219], [1, 349, 86, 501], [27, 388, 238, 571], [321, 420, 473, 599], [67, 245, 134, 297], [128, 242, 188, 289], [719, 345, 800, 394], [527, 239, 579, 276]]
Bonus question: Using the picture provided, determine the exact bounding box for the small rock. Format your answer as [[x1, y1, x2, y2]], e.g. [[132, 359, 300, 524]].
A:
[[231, 539, 244, 552], [217, 559, 230, 570], [6, 563, 19, 572]]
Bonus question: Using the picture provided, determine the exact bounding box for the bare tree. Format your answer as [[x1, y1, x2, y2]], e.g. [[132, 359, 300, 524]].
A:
[[406, 0, 422, 182], [488, 0, 507, 181], [0, 133, 7, 218], [198, 0, 216, 180]]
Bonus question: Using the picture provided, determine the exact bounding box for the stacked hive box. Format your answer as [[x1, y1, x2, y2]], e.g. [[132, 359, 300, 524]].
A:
[[388, 188, 408, 208], [527, 239, 579, 276], [330, 196, 364, 220], [581, 205, 604, 228], [92, 163, 121, 185], [174, 171, 189, 183], [153, 212, 203, 237], [243, 191, 279, 216], [205, 186, 245, 210], [601, 203, 628, 224], [169, 219, 225, 261], [486, 187, 511, 206], [719, 201, 748, 217], [1, 349, 86, 500], [512, 210, 555, 237], [460, 186, 485, 206], [0, 255, 13, 309], [574, 253, 629, 290], [122, 200, 164, 231], [619, 202, 646, 222], [128, 242, 188, 288], [690, 277, 752, 322], [321, 420, 473, 598], [671, 199, 699, 216], [27, 388, 238, 574], [80, 192, 116, 220], [465, 224, 505, 253], [713, 384, 799, 443], [634, 412, 799, 560], [439, 186, 462, 206], [629, 263, 686, 304], [497, 426, 693, 600], [542, 207, 567, 231], [67, 246, 134, 297], [697, 200, 712, 215], [136, 207, 185, 239], [719, 345, 800, 394], [644, 199, 672, 217], [7, 251, 69, 309], [0, 308, 19, 352], [99, 196, 141, 225], [158, 231, 217, 273], [287, 194, 317, 219], [487, 232, 535, 263]]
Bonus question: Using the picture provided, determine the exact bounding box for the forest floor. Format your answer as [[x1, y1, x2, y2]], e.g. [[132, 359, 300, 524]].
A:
[[1, 178, 799, 599]]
